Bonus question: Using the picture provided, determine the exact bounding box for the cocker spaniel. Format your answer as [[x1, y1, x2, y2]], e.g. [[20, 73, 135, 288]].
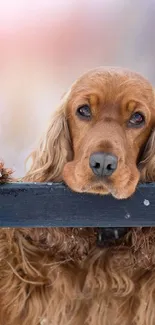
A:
[[1, 67, 155, 325]]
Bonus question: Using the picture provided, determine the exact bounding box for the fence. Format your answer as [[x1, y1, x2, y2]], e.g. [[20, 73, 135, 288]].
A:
[[0, 182, 154, 227]]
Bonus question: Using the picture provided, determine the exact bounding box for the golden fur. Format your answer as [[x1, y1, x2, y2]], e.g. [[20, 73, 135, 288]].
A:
[[1, 67, 155, 324]]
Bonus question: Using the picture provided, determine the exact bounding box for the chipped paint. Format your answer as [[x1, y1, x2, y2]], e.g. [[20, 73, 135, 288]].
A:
[[143, 199, 150, 206]]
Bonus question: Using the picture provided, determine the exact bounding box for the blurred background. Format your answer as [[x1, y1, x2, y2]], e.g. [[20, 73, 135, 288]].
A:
[[0, 0, 155, 176]]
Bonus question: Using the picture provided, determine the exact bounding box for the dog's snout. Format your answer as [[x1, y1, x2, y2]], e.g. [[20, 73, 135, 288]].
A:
[[89, 152, 118, 177]]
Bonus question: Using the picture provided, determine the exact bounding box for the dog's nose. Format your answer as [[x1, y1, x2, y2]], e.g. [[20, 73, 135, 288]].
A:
[[89, 152, 118, 177]]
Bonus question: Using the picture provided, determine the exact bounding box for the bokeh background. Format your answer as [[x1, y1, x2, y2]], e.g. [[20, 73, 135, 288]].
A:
[[0, 0, 155, 176]]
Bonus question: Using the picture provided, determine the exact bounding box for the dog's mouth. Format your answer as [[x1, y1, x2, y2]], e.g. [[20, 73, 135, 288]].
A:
[[81, 175, 139, 199]]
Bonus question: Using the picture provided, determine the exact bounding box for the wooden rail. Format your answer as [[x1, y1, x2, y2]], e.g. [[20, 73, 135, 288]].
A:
[[0, 182, 154, 227]]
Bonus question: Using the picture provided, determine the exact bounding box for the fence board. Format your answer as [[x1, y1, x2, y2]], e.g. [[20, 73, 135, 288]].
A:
[[0, 182, 154, 227]]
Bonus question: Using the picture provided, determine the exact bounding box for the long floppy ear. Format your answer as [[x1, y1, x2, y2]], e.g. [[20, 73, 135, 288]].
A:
[[140, 129, 155, 182], [23, 95, 72, 182]]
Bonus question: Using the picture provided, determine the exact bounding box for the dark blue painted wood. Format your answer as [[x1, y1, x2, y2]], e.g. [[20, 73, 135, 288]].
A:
[[0, 182, 154, 227]]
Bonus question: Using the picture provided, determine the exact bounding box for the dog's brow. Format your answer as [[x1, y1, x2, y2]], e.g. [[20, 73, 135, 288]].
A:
[[89, 94, 99, 106], [126, 101, 137, 113], [71, 92, 99, 107]]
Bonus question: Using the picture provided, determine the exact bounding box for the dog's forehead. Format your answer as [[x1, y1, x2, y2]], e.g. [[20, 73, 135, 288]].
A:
[[77, 67, 149, 82], [69, 68, 153, 106], [73, 69, 148, 90]]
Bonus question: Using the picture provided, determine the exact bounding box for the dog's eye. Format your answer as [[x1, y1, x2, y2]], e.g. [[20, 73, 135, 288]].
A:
[[76, 105, 91, 119], [128, 112, 145, 128]]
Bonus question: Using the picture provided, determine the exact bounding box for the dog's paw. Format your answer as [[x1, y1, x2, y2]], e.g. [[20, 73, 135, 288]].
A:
[[0, 161, 13, 184]]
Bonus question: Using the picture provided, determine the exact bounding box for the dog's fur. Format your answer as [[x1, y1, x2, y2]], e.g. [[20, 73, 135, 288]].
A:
[[1, 67, 155, 325]]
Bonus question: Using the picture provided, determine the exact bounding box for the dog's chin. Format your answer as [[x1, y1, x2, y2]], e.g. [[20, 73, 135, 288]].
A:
[[64, 178, 137, 199], [82, 185, 110, 195], [82, 184, 137, 199], [82, 185, 136, 199], [63, 175, 138, 199], [84, 171, 140, 199]]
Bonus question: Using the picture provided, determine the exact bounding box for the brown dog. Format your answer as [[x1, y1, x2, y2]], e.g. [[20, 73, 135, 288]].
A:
[[1, 67, 155, 325], [26, 67, 155, 198]]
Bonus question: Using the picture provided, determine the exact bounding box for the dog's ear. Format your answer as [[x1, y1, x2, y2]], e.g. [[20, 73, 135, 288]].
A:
[[23, 93, 72, 182], [140, 129, 155, 182]]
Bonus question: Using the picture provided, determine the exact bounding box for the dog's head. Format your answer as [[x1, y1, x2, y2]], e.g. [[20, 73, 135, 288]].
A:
[[25, 67, 155, 199]]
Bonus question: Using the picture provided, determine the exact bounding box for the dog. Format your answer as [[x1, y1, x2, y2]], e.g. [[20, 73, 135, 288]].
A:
[[1, 67, 155, 325]]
